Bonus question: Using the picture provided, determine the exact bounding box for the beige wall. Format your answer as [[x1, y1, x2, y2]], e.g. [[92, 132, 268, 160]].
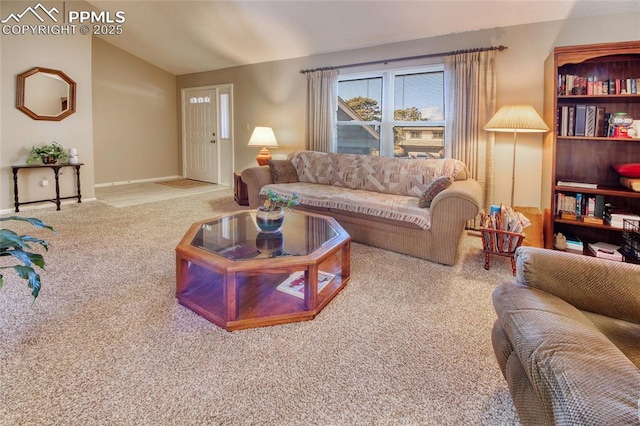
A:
[[177, 12, 640, 208], [92, 37, 178, 185], [1, 1, 94, 212]]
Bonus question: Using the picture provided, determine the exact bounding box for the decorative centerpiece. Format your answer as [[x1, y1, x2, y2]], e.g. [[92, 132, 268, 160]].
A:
[[609, 112, 634, 138], [26, 142, 69, 164], [256, 189, 299, 233]]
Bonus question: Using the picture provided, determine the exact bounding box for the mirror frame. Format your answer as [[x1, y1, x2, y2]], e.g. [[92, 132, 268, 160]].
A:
[[16, 67, 77, 121]]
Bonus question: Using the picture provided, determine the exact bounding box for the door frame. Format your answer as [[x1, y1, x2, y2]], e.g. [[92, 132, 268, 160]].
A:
[[181, 84, 234, 185]]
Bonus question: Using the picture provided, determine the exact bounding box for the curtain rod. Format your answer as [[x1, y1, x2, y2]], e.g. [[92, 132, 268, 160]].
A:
[[299, 45, 507, 74]]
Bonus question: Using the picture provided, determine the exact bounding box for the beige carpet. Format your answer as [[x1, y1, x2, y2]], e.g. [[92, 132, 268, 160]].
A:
[[0, 189, 519, 425]]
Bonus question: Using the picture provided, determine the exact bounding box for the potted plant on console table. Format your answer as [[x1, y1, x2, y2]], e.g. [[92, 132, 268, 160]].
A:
[[256, 189, 299, 233], [26, 141, 69, 165]]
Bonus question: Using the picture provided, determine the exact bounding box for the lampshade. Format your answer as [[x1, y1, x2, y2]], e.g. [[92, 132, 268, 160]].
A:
[[248, 127, 279, 148], [484, 104, 549, 133], [248, 126, 278, 166]]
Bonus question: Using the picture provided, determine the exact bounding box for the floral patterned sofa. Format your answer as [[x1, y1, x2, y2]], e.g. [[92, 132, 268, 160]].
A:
[[241, 150, 482, 265]]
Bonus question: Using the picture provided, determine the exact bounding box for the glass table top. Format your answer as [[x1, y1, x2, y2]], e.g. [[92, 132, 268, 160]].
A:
[[191, 211, 339, 261]]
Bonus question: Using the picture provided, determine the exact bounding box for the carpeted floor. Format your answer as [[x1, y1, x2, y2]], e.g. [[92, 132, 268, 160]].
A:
[[0, 189, 519, 425]]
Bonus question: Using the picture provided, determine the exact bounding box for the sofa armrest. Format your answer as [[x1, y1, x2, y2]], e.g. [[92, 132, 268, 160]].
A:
[[241, 166, 272, 208], [430, 179, 482, 235], [426, 178, 482, 265], [514, 247, 640, 324], [493, 280, 640, 424]]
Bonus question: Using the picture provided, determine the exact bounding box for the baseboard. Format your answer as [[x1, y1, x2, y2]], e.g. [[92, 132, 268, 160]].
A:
[[0, 197, 98, 215], [94, 175, 183, 188]]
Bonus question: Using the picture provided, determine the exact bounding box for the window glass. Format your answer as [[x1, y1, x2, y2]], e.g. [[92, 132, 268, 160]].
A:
[[337, 77, 382, 122], [393, 126, 445, 158], [337, 125, 380, 155], [336, 66, 444, 158], [394, 72, 444, 121], [220, 93, 230, 139]]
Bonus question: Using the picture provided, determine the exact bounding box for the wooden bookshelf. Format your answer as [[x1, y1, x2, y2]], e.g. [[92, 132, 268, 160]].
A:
[[542, 41, 640, 250]]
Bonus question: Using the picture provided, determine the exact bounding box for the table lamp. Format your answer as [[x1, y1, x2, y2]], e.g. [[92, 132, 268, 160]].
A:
[[248, 126, 278, 166], [484, 104, 549, 206]]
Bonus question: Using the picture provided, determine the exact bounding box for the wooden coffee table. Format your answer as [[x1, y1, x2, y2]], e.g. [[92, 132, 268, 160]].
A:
[[175, 210, 351, 331]]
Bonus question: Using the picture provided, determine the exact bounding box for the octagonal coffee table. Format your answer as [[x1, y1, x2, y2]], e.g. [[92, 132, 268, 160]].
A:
[[175, 210, 351, 331]]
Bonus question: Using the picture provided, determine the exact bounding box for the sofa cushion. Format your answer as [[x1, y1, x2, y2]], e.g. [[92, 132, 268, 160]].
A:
[[289, 150, 333, 185], [268, 159, 299, 184], [260, 182, 432, 230], [612, 163, 640, 178], [418, 176, 453, 208], [288, 150, 468, 197]]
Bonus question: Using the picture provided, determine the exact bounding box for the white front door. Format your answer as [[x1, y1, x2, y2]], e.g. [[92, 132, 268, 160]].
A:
[[184, 88, 218, 183]]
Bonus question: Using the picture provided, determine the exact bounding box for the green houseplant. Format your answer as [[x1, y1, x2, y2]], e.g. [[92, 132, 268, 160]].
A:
[[0, 216, 54, 299], [256, 190, 300, 233], [26, 141, 69, 164]]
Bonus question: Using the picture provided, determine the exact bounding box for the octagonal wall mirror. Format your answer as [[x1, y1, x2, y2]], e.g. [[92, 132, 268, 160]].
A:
[[16, 67, 76, 121]]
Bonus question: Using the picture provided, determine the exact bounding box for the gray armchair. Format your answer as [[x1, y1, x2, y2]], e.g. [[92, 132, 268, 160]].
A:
[[492, 246, 640, 425]]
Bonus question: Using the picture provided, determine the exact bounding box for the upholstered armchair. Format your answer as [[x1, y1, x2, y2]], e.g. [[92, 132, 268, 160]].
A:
[[492, 247, 640, 425]]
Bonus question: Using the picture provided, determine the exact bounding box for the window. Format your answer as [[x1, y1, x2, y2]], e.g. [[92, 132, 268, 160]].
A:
[[336, 65, 444, 158]]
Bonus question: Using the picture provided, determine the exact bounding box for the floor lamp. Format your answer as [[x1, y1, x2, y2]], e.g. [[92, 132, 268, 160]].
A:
[[484, 105, 549, 207]]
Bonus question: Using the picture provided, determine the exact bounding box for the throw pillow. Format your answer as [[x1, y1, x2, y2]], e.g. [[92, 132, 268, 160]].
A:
[[268, 160, 299, 184], [418, 176, 453, 208], [620, 177, 640, 192], [612, 163, 640, 178]]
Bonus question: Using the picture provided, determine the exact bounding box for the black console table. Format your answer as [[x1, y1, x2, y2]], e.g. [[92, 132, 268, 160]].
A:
[[12, 163, 84, 212]]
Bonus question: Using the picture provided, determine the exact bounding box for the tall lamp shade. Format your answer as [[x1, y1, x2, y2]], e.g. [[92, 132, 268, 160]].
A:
[[484, 105, 549, 206], [248, 126, 279, 166]]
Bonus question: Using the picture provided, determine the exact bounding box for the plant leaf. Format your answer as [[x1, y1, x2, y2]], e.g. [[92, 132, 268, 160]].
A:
[[0, 216, 54, 232], [13, 265, 41, 298], [19, 235, 50, 251], [0, 229, 28, 250], [6, 249, 33, 267]]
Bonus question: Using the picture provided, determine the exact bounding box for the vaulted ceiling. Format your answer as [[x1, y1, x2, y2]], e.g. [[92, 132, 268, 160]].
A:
[[87, 0, 640, 75]]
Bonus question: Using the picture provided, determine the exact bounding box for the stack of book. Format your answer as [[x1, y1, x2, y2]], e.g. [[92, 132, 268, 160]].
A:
[[587, 241, 623, 262], [565, 234, 584, 254], [604, 204, 640, 229]]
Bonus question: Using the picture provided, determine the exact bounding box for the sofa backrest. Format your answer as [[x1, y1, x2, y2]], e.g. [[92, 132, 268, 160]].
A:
[[288, 150, 468, 197]]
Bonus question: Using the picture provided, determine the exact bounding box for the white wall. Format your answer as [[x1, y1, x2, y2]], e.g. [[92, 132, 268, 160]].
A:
[[0, 1, 94, 212]]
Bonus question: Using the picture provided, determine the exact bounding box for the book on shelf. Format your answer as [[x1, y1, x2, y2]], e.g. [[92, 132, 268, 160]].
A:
[[583, 215, 604, 225], [565, 234, 583, 254], [555, 192, 604, 220], [585, 105, 596, 137], [276, 270, 335, 299], [603, 205, 640, 229], [556, 181, 598, 189], [587, 242, 623, 262], [558, 74, 640, 96], [574, 104, 587, 136], [595, 107, 606, 137]]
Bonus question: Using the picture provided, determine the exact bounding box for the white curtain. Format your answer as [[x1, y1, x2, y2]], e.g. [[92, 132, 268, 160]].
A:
[[444, 50, 496, 227], [306, 69, 339, 152]]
